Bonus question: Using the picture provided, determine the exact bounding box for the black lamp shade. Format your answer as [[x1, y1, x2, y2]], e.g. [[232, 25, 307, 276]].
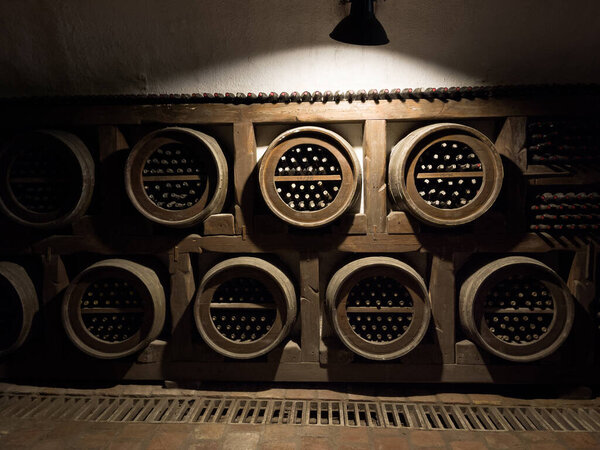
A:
[[330, 0, 389, 46]]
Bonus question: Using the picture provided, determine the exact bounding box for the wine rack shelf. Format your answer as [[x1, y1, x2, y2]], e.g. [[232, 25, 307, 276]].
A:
[[388, 123, 504, 227], [0, 130, 94, 228], [62, 259, 166, 359], [0, 88, 598, 384], [259, 126, 361, 228]]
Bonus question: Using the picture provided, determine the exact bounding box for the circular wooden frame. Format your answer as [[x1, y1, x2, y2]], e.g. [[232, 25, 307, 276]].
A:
[[194, 257, 297, 359], [259, 126, 361, 228], [0, 130, 95, 228], [459, 256, 574, 362], [326, 257, 431, 360], [125, 127, 228, 227], [0, 262, 39, 357], [388, 123, 503, 227], [62, 259, 166, 359]]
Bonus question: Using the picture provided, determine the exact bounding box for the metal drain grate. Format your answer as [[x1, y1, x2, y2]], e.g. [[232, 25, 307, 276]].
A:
[[1, 393, 599, 432]]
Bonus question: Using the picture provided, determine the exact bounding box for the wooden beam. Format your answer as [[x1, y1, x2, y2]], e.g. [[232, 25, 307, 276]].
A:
[[233, 122, 257, 234], [300, 253, 320, 362], [567, 249, 595, 311], [429, 254, 455, 365], [363, 119, 387, 234], [4, 94, 598, 126], [41, 251, 70, 356], [168, 251, 196, 360], [494, 116, 527, 171], [97, 126, 130, 223]]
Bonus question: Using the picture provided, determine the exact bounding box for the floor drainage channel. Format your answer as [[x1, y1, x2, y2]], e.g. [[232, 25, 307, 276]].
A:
[[0, 393, 599, 432]]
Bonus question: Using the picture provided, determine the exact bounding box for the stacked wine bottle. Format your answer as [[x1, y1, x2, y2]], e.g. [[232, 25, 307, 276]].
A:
[[0, 130, 95, 228], [125, 127, 228, 227], [142, 144, 208, 211], [274, 144, 342, 212], [346, 276, 414, 343], [529, 191, 600, 232], [80, 278, 145, 343], [414, 140, 483, 209], [459, 256, 575, 362], [259, 126, 361, 228], [327, 257, 431, 360], [194, 257, 297, 359], [210, 277, 276, 343], [8, 146, 76, 214], [388, 123, 503, 227], [62, 259, 166, 359], [484, 277, 554, 344], [527, 119, 600, 165]]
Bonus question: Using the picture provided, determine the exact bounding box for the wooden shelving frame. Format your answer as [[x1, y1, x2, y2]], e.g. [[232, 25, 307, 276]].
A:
[[0, 91, 598, 383]]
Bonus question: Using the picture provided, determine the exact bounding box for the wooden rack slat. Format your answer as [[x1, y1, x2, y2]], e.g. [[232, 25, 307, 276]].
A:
[[273, 175, 341, 182], [346, 306, 414, 314], [209, 302, 276, 310], [142, 175, 203, 182], [484, 308, 554, 314], [81, 307, 145, 315], [415, 171, 484, 179]]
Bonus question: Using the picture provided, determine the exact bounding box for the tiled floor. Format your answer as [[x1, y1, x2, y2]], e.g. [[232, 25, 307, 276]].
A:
[[0, 382, 599, 449], [1, 418, 600, 449]]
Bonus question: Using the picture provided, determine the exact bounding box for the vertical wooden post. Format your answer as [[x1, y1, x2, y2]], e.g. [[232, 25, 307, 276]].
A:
[[494, 117, 528, 232], [98, 126, 130, 226], [168, 250, 196, 360], [233, 122, 257, 235], [300, 253, 320, 362], [567, 249, 595, 311], [495, 116, 528, 171], [41, 250, 69, 354], [363, 120, 387, 234], [429, 253, 455, 364]]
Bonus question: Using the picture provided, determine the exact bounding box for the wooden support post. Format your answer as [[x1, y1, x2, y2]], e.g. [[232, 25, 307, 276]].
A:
[[41, 251, 69, 354], [567, 249, 595, 311], [363, 120, 387, 234], [168, 250, 196, 360], [233, 122, 257, 235], [429, 254, 455, 364], [97, 126, 130, 227], [495, 116, 527, 171], [495, 117, 528, 232], [300, 253, 320, 362]]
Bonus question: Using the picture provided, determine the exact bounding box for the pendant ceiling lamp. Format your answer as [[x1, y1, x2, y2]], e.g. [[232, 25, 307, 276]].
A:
[[330, 0, 389, 46]]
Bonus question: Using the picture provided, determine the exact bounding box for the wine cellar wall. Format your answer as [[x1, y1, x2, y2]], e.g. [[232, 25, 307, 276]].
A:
[[0, 88, 598, 384]]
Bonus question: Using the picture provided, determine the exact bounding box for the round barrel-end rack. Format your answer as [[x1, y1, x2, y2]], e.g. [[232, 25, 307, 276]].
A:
[[62, 259, 166, 359], [125, 127, 228, 227], [194, 257, 297, 359], [459, 256, 575, 362], [388, 123, 503, 227], [0, 130, 95, 228], [326, 257, 431, 361], [0, 262, 39, 357], [258, 126, 361, 228]]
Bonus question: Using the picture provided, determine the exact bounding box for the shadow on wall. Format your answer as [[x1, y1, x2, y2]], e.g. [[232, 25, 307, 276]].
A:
[[0, 0, 599, 96]]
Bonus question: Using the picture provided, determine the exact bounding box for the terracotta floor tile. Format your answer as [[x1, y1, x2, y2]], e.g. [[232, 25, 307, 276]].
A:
[[409, 430, 446, 447], [263, 424, 300, 441], [371, 435, 411, 450], [484, 432, 527, 449], [146, 431, 190, 450], [529, 443, 568, 450], [221, 431, 261, 450], [192, 423, 226, 440], [301, 436, 334, 450], [558, 431, 600, 448], [450, 440, 489, 450], [189, 441, 221, 450]]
